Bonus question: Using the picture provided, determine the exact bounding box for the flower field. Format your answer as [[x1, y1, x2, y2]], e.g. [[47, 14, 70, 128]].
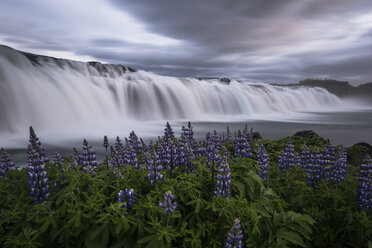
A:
[[0, 123, 371, 248]]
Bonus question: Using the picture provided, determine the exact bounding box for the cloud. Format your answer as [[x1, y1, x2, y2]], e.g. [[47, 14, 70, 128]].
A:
[[0, 0, 372, 83]]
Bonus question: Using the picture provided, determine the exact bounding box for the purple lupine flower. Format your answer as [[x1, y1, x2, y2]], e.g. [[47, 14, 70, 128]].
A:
[[124, 141, 139, 169], [53, 151, 66, 173], [80, 139, 97, 177], [243, 125, 254, 144], [117, 188, 136, 213], [70, 147, 80, 170], [225, 218, 244, 248], [160, 138, 177, 178], [322, 144, 336, 182], [29, 126, 49, 163], [128, 131, 140, 154], [27, 127, 50, 204], [358, 155, 372, 211], [108, 146, 124, 178], [0, 148, 15, 177], [332, 148, 347, 183], [312, 147, 323, 183], [182, 121, 194, 145], [205, 131, 222, 168], [278, 138, 297, 173], [177, 135, 196, 174], [27, 145, 50, 204], [257, 143, 270, 181], [163, 122, 174, 145], [225, 126, 232, 142], [215, 152, 232, 199], [300, 145, 316, 186], [103, 135, 109, 167], [159, 190, 178, 215], [146, 148, 164, 186], [234, 130, 253, 158]]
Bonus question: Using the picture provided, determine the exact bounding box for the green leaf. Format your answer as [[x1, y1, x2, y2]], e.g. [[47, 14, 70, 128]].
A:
[[138, 234, 158, 244], [279, 230, 305, 247]]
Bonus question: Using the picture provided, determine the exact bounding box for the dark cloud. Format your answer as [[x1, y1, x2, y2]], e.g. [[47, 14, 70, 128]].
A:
[[0, 0, 372, 83]]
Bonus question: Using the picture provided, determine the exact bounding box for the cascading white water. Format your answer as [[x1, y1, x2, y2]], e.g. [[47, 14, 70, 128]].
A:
[[0, 45, 343, 135]]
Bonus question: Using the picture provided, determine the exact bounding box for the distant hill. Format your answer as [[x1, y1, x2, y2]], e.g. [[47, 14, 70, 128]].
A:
[[288, 79, 372, 100]]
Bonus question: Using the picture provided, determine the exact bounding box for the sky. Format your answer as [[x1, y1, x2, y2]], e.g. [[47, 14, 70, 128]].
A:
[[1, 0, 372, 84]]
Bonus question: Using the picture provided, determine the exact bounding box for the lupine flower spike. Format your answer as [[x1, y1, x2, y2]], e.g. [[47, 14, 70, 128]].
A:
[[103, 135, 109, 168], [0, 148, 16, 178], [332, 148, 347, 183], [278, 137, 297, 173], [215, 153, 232, 199], [257, 143, 270, 181], [358, 155, 372, 211], [80, 139, 97, 177], [159, 190, 178, 215], [53, 152, 65, 173], [27, 127, 50, 204], [225, 218, 244, 248], [146, 148, 164, 186], [117, 188, 136, 213]]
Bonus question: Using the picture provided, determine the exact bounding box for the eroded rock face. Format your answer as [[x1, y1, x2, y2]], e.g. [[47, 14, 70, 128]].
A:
[[347, 142, 372, 166]]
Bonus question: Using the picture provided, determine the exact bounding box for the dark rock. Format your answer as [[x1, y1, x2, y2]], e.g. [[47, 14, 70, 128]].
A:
[[127, 67, 137, 72], [292, 130, 327, 143], [219, 77, 231, 83], [347, 142, 372, 166], [252, 132, 262, 140]]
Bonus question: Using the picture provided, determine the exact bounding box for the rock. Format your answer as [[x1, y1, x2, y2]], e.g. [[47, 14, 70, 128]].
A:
[[347, 142, 372, 166], [219, 77, 231, 83], [252, 132, 262, 140], [292, 130, 327, 143]]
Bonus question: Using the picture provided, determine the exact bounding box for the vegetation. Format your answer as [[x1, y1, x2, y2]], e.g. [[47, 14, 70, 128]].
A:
[[0, 123, 371, 248]]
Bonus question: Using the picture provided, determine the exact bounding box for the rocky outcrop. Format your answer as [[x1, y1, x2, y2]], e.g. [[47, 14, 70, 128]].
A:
[[347, 142, 372, 166], [292, 130, 327, 143]]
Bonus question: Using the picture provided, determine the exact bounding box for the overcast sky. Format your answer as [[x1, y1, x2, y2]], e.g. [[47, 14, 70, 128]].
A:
[[1, 0, 372, 84]]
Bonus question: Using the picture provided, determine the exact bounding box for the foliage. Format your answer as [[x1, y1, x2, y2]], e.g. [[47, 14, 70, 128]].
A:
[[0, 126, 371, 247]]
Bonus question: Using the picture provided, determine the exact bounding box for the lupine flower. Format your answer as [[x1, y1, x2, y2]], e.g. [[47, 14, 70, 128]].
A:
[[225, 218, 244, 248], [103, 135, 109, 166], [215, 154, 232, 199], [27, 129, 50, 204], [53, 152, 65, 173], [332, 148, 347, 183], [146, 148, 164, 186], [205, 131, 222, 168], [80, 139, 97, 177], [243, 125, 254, 144], [257, 143, 270, 181], [182, 121, 194, 145], [234, 130, 253, 158], [71, 147, 80, 169], [124, 141, 139, 169], [322, 144, 336, 182], [300, 145, 316, 186], [159, 138, 178, 177], [29, 126, 49, 163], [278, 138, 297, 173], [128, 131, 140, 154], [117, 188, 136, 213], [225, 126, 232, 142], [177, 135, 196, 173], [159, 190, 178, 215], [0, 148, 15, 177], [311, 147, 323, 183], [358, 155, 372, 211], [163, 122, 174, 145], [109, 146, 124, 178]]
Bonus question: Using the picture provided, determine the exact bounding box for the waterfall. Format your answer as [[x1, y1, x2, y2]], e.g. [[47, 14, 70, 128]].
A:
[[0, 45, 343, 135]]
